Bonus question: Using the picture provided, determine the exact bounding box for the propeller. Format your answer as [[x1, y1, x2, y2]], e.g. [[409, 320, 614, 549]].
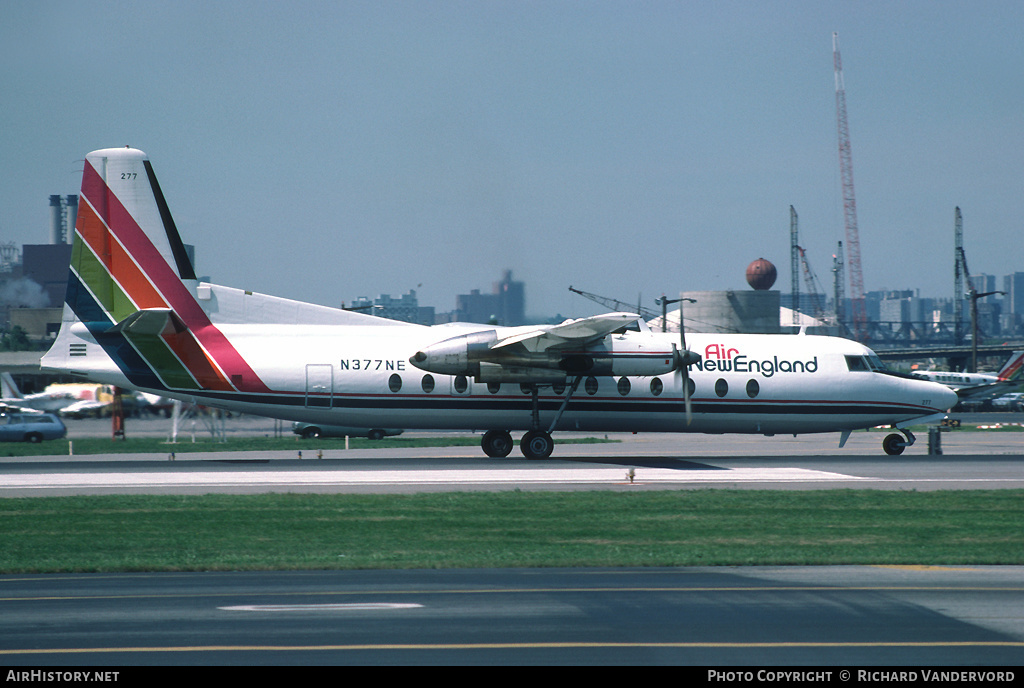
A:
[[679, 295, 694, 424], [659, 293, 698, 425]]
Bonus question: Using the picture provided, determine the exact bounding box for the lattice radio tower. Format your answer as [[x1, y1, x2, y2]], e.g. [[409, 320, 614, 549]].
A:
[[833, 32, 867, 339]]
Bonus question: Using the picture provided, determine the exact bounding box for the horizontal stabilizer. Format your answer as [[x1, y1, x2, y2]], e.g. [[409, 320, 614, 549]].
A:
[[107, 309, 187, 337]]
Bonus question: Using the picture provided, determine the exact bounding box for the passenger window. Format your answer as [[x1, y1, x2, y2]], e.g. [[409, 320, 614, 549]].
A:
[[487, 382, 501, 394], [746, 379, 759, 398], [715, 378, 728, 397], [617, 377, 631, 396], [454, 375, 468, 394], [585, 376, 599, 395], [421, 374, 435, 393], [650, 377, 663, 396], [388, 374, 402, 393]]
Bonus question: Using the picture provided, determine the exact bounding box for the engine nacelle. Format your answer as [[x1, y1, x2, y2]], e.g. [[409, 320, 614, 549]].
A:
[[476, 363, 568, 383], [410, 329, 682, 380], [410, 330, 497, 377]]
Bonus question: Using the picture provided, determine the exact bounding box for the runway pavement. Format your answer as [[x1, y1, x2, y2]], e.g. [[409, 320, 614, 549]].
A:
[[0, 417, 1021, 495], [2, 417, 1022, 667], [1, 566, 1022, 666]]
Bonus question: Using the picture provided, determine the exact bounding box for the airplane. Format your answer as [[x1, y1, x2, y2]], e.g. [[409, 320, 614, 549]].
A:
[[1, 373, 125, 417], [40, 147, 959, 458], [0, 372, 81, 411], [910, 351, 1023, 401], [2, 371, 176, 418]]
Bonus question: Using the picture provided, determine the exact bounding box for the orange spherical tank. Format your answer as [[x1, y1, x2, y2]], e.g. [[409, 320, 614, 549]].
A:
[[746, 258, 777, 290]]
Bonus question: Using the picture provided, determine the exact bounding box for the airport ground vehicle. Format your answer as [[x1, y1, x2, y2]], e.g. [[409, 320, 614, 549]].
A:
[[291, 422, 402, 440], [292, 423, 399, 440]]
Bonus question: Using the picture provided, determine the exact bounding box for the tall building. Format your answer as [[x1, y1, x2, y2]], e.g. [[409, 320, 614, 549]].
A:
[[454, 270, 525, 325], [348, 290, 434, 325], [1002, 272, 1024, 335], [20, 244, 72, 308]]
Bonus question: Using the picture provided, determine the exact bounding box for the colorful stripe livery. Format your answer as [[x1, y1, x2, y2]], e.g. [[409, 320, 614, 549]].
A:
[[997, 351, 1024, 381], [66, 148, 270, 396]]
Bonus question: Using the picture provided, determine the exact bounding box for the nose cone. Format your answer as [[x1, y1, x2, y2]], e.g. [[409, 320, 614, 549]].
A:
[[914, 378, 959, 413], [937, 383, 959, 412], [410, 348, 449, 373]]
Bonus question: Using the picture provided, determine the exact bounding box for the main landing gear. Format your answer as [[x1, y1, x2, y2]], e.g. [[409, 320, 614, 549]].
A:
[[882, 427, 917, 456], [481, 429, 514, 458], [480, 376, 582, 460]]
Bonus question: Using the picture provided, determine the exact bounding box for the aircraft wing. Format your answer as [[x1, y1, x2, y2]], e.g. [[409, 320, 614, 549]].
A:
[[58, 399, 111, 418], [490, 312, 641, 353], [410, 312, 674, 382], [954, 380, 1019, 401]]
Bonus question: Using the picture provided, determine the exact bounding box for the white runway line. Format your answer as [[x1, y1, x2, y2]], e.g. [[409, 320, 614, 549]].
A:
[[1, 466, 864, 490], [218, 603, 423, 611]]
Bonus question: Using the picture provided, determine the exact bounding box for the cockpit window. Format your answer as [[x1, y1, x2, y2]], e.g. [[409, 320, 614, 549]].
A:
[[866, 354, 888, 372], [845, 355, 870, 372], [846, 354, 889, 373]]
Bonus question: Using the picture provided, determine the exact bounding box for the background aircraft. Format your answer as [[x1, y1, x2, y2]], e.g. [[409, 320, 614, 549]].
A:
[[1, 373, 97, 414], [910, 351, 1023, 401]]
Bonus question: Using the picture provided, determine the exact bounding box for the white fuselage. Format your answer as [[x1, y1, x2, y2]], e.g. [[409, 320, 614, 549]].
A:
[[49, 318, 956, 437], [910, 370, 1000, 389]]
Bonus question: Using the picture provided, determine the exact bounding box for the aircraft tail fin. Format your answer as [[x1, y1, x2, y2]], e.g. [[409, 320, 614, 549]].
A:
[[42, 147, 270, 395], [1, 372, 23, 400], [997, 351, 1024, 381]]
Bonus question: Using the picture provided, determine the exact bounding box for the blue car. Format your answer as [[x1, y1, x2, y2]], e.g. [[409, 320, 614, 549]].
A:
[[0, 412, 67, 442]]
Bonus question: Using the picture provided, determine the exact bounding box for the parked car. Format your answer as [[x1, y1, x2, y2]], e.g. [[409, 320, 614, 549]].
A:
[[991, 393, 1024, 411], [291, 422, 403, 440], [0, 412, 67, 442]]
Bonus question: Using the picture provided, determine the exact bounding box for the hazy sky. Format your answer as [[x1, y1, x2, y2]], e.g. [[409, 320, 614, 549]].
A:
[[3, 1, 1022, 319]]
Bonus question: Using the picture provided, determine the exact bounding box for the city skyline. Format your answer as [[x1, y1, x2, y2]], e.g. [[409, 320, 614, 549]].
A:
[[3, 2, 1023, 318]]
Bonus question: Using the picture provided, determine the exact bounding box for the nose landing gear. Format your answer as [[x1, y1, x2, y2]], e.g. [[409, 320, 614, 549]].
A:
[[882, 428, 917, 456]]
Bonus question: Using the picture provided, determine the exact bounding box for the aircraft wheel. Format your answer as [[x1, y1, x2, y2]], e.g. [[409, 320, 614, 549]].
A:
[[520, 430, 554, 460], [882, 433, 906, 456], [481, 430, 514, 458]]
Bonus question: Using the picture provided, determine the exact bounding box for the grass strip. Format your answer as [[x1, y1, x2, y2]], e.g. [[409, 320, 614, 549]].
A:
[[0, 490, 1021, 572]]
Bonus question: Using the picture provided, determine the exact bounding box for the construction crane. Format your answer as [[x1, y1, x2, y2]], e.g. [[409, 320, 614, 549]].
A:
[[795, 246, 829, 321], [954, 206, 964, 345], [955, 214, 1005, 371], [790, 206, 800, 326], [567, 286, 661, 322], [833, 240, 846, 326], [833, 33, 867, 340]]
